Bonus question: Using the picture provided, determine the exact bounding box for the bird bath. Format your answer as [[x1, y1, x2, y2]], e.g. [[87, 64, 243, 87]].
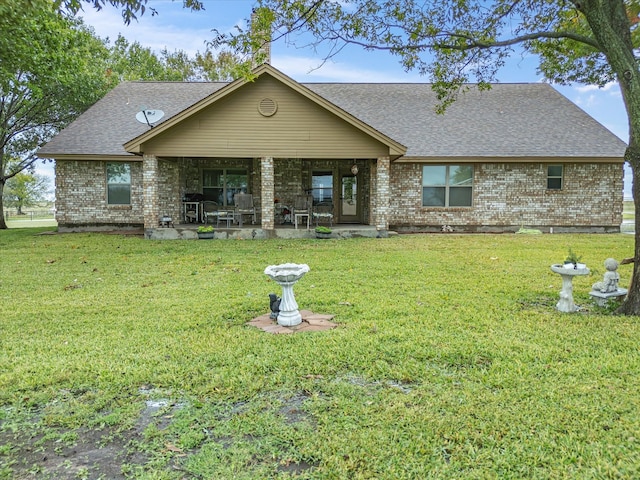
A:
[[550, 264, 590, 312], [264, 263, 310, 326]]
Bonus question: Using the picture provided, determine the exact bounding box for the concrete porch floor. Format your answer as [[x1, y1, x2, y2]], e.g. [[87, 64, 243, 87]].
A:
[[147, 222, 390, 240]]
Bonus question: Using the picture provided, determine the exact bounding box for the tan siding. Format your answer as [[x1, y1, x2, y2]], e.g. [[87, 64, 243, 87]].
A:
[[143, 76, 389, 158]]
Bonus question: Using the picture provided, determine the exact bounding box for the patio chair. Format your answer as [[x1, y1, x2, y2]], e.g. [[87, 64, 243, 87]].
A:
[[202, 201, 234, 227], [202, 201, 220, 224], [293, 194, 312, 230], [312, 202, 333, 227], [234, 193, 256, 227]]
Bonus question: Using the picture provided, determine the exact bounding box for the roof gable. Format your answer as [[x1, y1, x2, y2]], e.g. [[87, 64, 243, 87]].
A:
[[124, 64, 407, 158]]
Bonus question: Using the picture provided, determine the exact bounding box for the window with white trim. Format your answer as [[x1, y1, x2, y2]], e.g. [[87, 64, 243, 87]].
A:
[[547, 165, 563, 190], [422, 165, 473, 207], [106, 163, 131, 205]]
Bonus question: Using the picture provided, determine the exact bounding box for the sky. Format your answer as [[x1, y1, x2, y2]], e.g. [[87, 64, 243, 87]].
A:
[[38, 0, 631, 197]]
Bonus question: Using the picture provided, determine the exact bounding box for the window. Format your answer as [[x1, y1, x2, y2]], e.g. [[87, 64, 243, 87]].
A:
[[106, 163, 131, 205], [203, 169, 248, 206], [311, 171, 333, 206], [547, 165, 563, 190], [422, 165, 473, 207]]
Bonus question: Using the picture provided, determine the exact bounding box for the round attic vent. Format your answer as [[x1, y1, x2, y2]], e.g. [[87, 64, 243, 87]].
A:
[[258, 97, 278, 117]]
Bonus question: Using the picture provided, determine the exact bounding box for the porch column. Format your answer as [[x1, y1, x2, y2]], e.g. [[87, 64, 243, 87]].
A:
[[260, 156, 275, 230], [375, 156, 390, 231], [143, 154, 160, 231]]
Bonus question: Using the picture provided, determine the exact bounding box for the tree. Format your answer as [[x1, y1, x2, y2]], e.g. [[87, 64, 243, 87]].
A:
[[0, 1, 112, 229], [105, 35, 238, 82], [193, 50, 241, 82], [0, 1, 225, 230], [54, 1, 640, 314], [105, 35, 196, 83], [4, 171, 51, 215]]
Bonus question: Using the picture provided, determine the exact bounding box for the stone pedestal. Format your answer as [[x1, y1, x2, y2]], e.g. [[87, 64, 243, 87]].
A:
[[264, 263, 310, 327], [589, 288, 628, 307], [551, 264, 590, 312]]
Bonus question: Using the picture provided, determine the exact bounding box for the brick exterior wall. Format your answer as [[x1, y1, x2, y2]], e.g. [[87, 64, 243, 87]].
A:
[[260, 157, 274, 229], [157, 159, 180, 223], [55, 158, 623, 233], [143, 155, 159, 230], [374, 157, 390, 230], [389, 162, 624, 232], [55, 160, 144, 230]]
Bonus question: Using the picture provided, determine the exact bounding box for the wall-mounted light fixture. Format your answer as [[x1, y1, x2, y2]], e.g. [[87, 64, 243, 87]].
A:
[[350, 161, 359, 175]]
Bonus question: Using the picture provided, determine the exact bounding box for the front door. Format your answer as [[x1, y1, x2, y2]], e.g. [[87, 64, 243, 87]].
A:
[[339, 172, 360, 223]]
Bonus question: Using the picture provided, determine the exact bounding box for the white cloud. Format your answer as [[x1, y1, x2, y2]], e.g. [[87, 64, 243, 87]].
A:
[[575, 81, 619, 94], [574, 93, 598, 108], [78, 2, 237, 56], [274, 55, 424, 83]]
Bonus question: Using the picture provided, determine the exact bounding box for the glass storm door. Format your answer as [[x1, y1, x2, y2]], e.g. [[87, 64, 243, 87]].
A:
[[340, 173, 360, 223]]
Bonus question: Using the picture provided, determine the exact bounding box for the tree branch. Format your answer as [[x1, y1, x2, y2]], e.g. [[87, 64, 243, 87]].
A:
[[434, 30, 601, 51], [326, 28, 600, 54]]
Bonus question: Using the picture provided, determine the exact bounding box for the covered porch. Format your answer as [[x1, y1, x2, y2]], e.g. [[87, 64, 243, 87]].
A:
[[143, 155, 394, 236], [123, 64, 405, 237]]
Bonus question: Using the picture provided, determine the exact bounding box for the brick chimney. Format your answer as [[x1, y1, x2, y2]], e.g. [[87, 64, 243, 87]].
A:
[[251, 8, 272, 67]]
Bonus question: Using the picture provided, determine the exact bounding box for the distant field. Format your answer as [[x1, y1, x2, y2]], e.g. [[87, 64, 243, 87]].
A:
[[623, 200, 635, 220], [3, 207, 56, 228], [6, 217, 57, 228]]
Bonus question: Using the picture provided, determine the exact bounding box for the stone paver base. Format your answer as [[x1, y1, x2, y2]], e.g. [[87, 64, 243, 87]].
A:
[[248, 310, 337, 334]]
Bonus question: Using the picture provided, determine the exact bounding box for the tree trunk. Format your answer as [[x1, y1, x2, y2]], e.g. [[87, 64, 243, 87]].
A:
[[577, 0, 640, 314], [617, 144, 640, 314], [0, 180, 7, 229], [612, 60, 640, 314]]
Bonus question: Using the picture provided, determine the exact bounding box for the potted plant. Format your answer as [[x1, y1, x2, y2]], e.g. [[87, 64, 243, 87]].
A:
[[315, 225, 332, 239], [197, 225, 215, 239], [564, 248, 585, 269]]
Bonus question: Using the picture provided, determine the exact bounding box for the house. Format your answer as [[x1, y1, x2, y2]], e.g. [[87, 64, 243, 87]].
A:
[[38, 63, 627, 238]]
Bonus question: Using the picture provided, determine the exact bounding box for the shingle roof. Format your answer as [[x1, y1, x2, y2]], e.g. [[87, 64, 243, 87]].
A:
[[39, 82, 227, 157], [305, 83, 627, 158], [39, 76, 627, 160]]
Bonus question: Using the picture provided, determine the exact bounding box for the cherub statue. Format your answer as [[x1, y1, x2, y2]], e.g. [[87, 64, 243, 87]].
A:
[[592, 258, 620, 293]]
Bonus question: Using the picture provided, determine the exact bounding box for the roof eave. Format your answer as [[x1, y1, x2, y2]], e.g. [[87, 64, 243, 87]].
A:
[[394, 155, 625, 163], [37, 153, 140, 161]]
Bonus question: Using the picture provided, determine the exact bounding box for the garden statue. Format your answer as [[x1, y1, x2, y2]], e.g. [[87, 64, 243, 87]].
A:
[[269, 293, 281, 320], [592, 258, 620, 293]]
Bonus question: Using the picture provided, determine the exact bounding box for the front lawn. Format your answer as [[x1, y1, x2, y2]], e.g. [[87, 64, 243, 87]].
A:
[[1, 228, 638, 479]]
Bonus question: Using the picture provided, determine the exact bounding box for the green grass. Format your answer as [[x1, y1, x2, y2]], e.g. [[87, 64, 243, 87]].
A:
[[1, 228, 639, 478]]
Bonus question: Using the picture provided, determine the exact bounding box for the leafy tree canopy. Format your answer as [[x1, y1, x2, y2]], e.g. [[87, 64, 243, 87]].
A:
[[212, 1, 638, 112], [53, 0, 204, 25], [1, 0, 241, 228], [0, 1, 111, 186]]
